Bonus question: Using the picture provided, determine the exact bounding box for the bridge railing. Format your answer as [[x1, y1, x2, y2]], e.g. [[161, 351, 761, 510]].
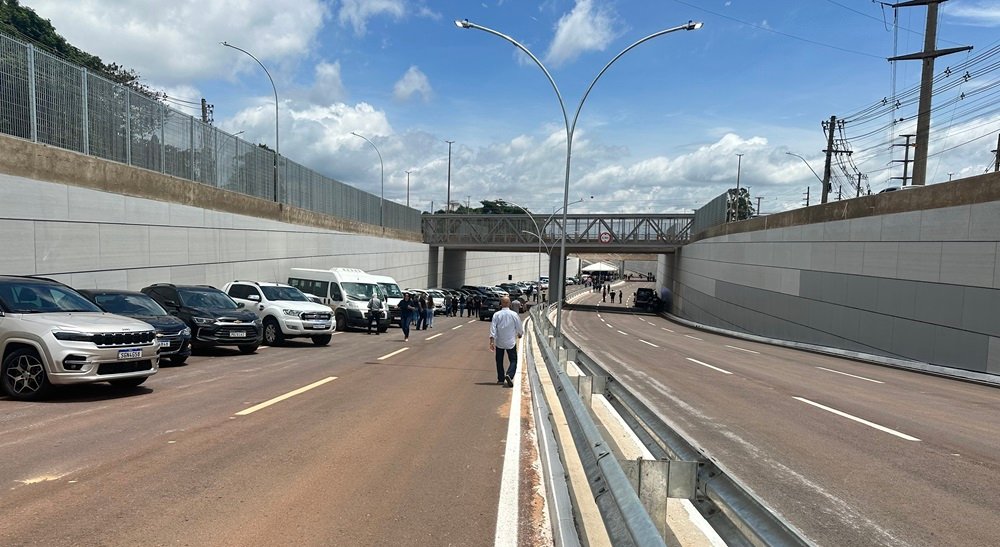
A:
[[422, 213, 694, 248]]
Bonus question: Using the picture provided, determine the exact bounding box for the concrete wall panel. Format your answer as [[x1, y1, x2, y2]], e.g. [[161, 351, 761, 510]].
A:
[[0, 219, 36, 274], [940, 242, 996, 287]]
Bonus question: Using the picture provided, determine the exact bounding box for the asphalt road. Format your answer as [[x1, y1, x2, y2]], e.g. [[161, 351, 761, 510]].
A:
[[0, 314, 543, 547], [563, 282, 1000, 547]]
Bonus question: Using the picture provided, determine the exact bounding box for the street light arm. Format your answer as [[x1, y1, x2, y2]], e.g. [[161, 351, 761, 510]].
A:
[[352, 132, 385, 227], [521, 230, 552, 254], [786, 152, 824, 184], [222, 41, 279, 155]]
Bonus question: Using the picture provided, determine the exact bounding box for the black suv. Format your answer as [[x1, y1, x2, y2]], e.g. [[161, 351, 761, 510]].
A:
[[478, 293, 503, 321], [141, 284, 261, 354], [78, 289, 193, 365]]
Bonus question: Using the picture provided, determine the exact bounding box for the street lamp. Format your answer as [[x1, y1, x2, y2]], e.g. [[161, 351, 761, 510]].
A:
[[456, 18, 703, 340], [221, 41, 279, 202], [405, 170, 412, 208], [506, 197, 586, 289], [214, 129, 244, 188], [351, 131, 384, 228], [786, 152, 824, 206], [732, 152, 744, 222], [445, 140, 455, 211]]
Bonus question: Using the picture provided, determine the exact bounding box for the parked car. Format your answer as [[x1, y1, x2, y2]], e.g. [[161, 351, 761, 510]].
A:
[[223, 281, 334, 346], [478, 293, 503, 321], [634, 287, 656, 309], [141, 283, 261, 354], [0, 276, 159, 400], [78, 289, 192, 365]]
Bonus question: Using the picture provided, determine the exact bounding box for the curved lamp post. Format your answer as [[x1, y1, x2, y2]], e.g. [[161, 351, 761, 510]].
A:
[[221, 41, 279, 202], [456, 18, 703, 340], [786, 151, 824, 184], [351, 131, 385, 228]]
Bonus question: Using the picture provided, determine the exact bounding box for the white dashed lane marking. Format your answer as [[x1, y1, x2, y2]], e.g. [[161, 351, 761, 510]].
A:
[[794, 397, 919, 441], [725, 344, 759, 354], [816, 367, 884, 384], [685, 357, 732, 375], [640, 340, 659, 348], [684, 335, 703, 341]]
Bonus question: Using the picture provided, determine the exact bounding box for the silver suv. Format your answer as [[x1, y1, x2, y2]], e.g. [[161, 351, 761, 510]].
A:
[[223, 281, 334, 346], [0, 276, 159, 400]]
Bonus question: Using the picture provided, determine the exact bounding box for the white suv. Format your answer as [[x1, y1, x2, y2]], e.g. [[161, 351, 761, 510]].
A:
[[223, 281, 335, 346], [0, 276, 159, 401]]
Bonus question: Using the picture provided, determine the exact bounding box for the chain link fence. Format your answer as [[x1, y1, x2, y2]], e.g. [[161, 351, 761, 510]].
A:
[[0, 32, 420, 232]]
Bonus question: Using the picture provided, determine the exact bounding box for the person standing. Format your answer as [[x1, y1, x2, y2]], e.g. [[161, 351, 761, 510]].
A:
[[618, 289, 623, 305], [415, 293, 427, 330], [425, 294, 434, 329], [489, 296, 524, 387], [367, 291, 384, 335], [458, 294, 466, 317], [398, 292, 413, 341]]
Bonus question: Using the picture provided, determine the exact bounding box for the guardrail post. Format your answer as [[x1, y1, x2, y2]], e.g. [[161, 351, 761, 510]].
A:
[[621, 459, 699, 540], [579, 375, 593, 407]]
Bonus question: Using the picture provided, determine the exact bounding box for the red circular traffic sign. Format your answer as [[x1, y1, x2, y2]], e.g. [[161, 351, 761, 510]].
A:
[[598, 232, 612, 244]]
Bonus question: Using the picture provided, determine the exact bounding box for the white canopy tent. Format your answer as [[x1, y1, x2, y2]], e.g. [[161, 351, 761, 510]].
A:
[[580, 262, 618, 272]]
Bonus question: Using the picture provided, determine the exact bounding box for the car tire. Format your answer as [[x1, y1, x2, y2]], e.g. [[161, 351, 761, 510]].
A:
[[263, 317, 284, 346], [1, 347, 52, 401], [238, 343, 259, 354], [312, 334, 332, 346], [109, 377, 147, 388], [169, 356, 189, 366], [335, 313, 347, 332]]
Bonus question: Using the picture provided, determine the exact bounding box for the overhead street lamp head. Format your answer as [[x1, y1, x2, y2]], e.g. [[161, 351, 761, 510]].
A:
[[686, 21, 704, 30], [455, 19, 472, 29]]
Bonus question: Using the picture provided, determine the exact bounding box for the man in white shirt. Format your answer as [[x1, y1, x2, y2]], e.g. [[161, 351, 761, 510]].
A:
[[367, 292, 383, 335], [489, 296, 524, 387]]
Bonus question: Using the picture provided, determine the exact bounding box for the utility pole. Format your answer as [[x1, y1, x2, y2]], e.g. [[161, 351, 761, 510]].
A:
[[803, 187, 810, 207], [405, 170, 412, 208], [755, 196, 762, 215], [889, 0, 971, 186], [820, 116, 850, 204], [891, 134, 915, 186], [992, 133, 999, 172], [856, 172, 864, 197], [200, 98, 213, 124], [837, 185, 843, 201]]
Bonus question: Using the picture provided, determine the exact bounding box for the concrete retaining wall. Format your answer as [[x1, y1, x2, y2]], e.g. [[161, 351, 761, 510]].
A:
[[670, 172, 1000, 376]]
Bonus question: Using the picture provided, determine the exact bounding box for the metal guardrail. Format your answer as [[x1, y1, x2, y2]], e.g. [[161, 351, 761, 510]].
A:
[[529, 304, 811, 547]]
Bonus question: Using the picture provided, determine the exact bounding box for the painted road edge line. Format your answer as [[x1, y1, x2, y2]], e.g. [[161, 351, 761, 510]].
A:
[[816, 366, 884, 384], [495, 341, 523, 545], [685, 357, 733, 375], [639, 340, 659, 348], [378, 347, 410, 360], [793, 396, 920, 441], [235, 376, 337, 416]]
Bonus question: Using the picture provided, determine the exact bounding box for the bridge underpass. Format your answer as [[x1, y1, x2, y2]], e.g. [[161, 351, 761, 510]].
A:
[[423, 213, 692, 291]]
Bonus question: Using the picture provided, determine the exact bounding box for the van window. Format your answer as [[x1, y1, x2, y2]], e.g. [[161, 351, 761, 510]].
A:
[[342, 282, 378, 301], [330, 283, 343, 301], [288, 278, 329, 300]]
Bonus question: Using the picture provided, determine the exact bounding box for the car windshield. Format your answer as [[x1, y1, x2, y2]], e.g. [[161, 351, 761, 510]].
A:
[[343, 282, 380, 301], [379, 283, 403, 298], [93, 293, 168, 316], [179, 288, 238, 309], [0, 281, 102, 314], [261, 285, 308, 302]]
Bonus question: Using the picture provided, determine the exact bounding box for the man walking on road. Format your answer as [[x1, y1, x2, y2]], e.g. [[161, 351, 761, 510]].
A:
[[490, 296, 524, 387], [367, 291, 384, 335], [398, 292, 413, 341]]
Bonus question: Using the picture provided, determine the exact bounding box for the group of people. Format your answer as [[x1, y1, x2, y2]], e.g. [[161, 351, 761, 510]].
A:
[[601, 285, 623, 304]]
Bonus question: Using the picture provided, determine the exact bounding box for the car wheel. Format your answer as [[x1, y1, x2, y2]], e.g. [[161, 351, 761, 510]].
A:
[[335, 313, 347, 332], [1, 348, 51, 401], [238, 343, 259, 354], [169, 356, 188, 366], [263, 317, 284, 346], [109, 377, 147, 388], [312, 334, 332, 346]]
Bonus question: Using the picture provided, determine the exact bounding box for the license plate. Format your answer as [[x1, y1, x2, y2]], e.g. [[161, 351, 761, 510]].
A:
[[158, 340, 172, 348], [309, 324, 328, 329], [118, 348, 142, 360], [229, 331, 247, 337]]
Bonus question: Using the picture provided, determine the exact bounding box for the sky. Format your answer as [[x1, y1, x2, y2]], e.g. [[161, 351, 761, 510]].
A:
[[19, 0, 1000, 215]]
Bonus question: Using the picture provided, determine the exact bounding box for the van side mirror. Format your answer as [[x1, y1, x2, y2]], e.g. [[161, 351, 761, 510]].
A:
[[248, 294, 260, 302], [236, 302, 245, 308]]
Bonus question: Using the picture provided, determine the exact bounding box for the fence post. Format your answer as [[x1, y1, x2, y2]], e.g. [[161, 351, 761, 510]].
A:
[[27, 44, 37, 143], [81, 68, 89, 155], [124, 87, 132, 166]]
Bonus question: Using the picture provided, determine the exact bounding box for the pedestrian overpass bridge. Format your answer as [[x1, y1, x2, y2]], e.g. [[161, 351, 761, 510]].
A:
[[421, 213, 693, 253]]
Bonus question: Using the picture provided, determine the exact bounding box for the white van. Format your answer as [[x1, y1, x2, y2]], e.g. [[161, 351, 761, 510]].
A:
[[369, 274, 404, 325], [287, 268, 389, 333]]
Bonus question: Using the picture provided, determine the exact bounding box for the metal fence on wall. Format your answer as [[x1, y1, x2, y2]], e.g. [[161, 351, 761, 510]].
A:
[[691, 191, 729, 236], [0, 32, 421, 233]]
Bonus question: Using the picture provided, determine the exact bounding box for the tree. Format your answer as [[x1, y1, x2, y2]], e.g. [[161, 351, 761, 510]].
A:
[[727, 187, 755, 221]]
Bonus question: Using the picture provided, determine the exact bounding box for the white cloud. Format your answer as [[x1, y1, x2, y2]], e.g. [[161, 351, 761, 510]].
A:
[[26, 0, 329, 84], [545, 0, 619, 67], [309, 61, 347, 104], [393, 66, 433, 103], [944, 1, 1000, 27], [338, 0, 405, 36]]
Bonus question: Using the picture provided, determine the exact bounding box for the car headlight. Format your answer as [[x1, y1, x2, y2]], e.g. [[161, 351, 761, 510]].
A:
[[192, 316, 215, 325], [254, 318, 263, 326], [282, 308, 300, 317], [180, 327, 192, 336], [52, 330, 93, 342]]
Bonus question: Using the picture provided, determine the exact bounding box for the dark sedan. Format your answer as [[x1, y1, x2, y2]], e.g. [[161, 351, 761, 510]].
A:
[[78, 289, 193, 365]]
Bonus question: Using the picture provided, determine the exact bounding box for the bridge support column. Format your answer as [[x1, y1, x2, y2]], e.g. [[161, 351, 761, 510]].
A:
[[441, 248, 467, 288], [548, 253, 563, 304], [427, 246, 440, 288]]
